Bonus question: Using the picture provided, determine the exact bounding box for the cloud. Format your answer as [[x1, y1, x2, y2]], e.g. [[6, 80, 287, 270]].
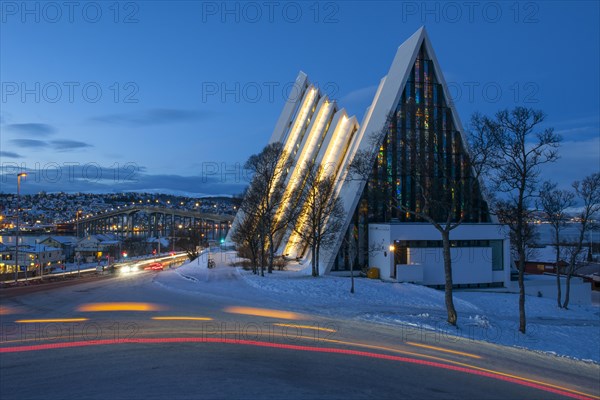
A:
[[0, 151, 22, 158], [0, 165, 247, 196], [9, 138, 93, 151], [123, 173, 248, 195], [90, 108, 208, 127], [11, 139, 48, 148], [51, 140, 93, 151], [340, 85, 378, 104], [551, 115, 599, 128], [552, 115, 599, 141], [541, 136, 600, 191], [6, 123, 56, 136], [555, 126, 594, 136]]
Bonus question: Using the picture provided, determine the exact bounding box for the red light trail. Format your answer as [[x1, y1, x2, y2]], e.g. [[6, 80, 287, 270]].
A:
[[0, 337, 595, 400]]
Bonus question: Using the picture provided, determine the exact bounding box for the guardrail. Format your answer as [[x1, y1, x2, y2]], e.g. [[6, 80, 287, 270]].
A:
[[1, 252, 190, 284]]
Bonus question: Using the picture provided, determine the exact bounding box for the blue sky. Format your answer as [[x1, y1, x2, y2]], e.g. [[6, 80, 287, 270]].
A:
[[1, 1, 598, 196]]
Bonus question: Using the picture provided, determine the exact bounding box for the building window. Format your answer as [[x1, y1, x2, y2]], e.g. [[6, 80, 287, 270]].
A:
[[490, 240, 504, 270], [364, 43, 490, 226]]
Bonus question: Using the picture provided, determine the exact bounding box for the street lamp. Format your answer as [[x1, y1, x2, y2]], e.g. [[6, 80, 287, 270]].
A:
[[76, 209, 82, 238], [14, 172, 27, 283], [35, 240, 45, 281]]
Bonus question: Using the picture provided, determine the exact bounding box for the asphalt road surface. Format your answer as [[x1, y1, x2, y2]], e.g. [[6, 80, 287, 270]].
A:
[[1, 266, 598, 400]]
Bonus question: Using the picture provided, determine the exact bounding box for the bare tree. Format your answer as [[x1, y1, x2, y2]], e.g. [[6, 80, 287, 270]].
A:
[[345, 129, 387, 183], [468, 113, 501, 198], [344, 132, 387, 294], [481, 107, 561, 333], [347, 114, 493, 326], [292, 162, 346, 277], [562, 173, 600, 309], [231, 188, 261, 274], [242, 142, 293, 275], [340, 237, 385, 294], [175, 229, 204, 261], [538, 181, 575, 307], [413, 196, 461, 324]]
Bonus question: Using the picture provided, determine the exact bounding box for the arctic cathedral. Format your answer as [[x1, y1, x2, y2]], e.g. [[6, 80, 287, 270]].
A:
[[230, 27, 510, 288]]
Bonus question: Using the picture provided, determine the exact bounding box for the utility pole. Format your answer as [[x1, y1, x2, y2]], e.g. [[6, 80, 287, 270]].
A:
[[37, 240, 44, 281], [14, 172, 27, 283], [171, 212, 175, 253]]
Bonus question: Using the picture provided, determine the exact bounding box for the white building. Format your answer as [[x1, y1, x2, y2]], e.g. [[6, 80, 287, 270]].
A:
[[75, 234, 121, 263], [369, 224, 510, 287], [0, 243, 64, 275]]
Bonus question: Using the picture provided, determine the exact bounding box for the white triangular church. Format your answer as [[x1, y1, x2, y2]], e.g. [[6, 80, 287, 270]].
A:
[[230, 27, 510, 288]]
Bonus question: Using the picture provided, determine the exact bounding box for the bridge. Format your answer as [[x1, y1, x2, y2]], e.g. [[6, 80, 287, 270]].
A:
[[75, 206, 234, 241]]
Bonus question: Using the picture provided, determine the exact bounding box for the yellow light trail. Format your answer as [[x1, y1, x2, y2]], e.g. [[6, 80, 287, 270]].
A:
[[168, 326, 585, 398], [405, 341, 481, 359], [187, 329, 484, 371], [77, 302, 164, 312], [0, 325, 595, 399], [307, 336, 598, 400], [273, 323, 337, 333], [152, 316, 213, 321], [15, 318, 89, 323], [223, 306, 304, 320]]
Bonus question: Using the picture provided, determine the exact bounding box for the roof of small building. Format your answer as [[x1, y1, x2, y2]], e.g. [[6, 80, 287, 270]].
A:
[[49, 236, 78, 244], [20, 244, 62, 253]]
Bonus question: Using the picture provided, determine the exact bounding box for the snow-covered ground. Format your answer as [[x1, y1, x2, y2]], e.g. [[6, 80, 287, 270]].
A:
[[155, 251, 600, 364]]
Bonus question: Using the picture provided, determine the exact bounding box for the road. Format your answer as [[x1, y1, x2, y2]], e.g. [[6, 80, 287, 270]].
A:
[[1, 264, 598, 400]]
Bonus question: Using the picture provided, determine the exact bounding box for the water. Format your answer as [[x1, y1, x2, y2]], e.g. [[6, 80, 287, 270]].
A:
[[0, 235, 72, 246], [534, 224, 600, 245], [2, 224, 598, 247]]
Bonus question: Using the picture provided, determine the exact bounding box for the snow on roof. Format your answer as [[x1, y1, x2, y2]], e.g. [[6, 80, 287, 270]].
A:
[[21, 244, 62, 252], [97, 240, 120, 245], [41, 236, 78, 245], [95, 233, 119, 241], [146, 237, 170, 246], [49, 236, 78, 244]]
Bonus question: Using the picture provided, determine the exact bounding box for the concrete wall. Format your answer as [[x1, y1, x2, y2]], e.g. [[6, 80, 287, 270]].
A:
[[368, 224, 392, 278], [408, 247, 492, 285], [369, 223, 511, 287]]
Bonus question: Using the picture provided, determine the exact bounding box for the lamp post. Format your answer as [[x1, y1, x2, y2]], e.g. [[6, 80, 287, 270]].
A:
[[14, 172, 27, 283], [171, 213, 176, 253], [76, 210, 82, 238], [35, 240, 44, 281], [389, 244, 396, 280]]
